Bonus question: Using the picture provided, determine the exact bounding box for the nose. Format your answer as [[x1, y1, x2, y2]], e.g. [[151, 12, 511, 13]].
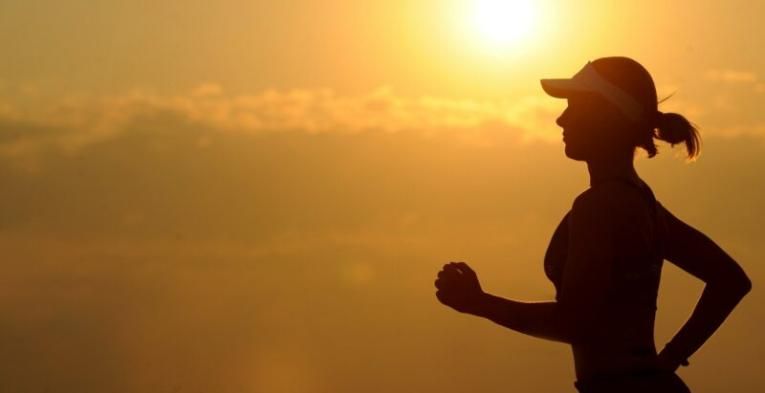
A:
[[555, 106, 571, 128], [556, 106, 569, 128]]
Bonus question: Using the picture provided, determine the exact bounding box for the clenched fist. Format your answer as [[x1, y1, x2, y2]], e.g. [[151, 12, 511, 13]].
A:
[[434, 261, 485, 314]]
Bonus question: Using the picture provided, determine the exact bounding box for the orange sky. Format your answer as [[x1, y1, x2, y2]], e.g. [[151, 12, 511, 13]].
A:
[[0, 1, 762, 392]]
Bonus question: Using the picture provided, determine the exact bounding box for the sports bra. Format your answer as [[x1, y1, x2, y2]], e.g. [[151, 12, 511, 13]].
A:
[[543, 177, 666, 311]]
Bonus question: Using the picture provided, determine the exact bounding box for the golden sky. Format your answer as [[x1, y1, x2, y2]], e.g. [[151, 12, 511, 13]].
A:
[[0, 1, 763, 392]]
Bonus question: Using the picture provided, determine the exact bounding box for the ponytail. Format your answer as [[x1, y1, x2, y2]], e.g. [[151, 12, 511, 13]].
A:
[[654, 111, 702, 160], [637, 108, 702, 161]]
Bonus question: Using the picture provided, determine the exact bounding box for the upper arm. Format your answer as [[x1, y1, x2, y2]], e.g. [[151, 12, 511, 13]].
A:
[[659, 203, 752, 291]]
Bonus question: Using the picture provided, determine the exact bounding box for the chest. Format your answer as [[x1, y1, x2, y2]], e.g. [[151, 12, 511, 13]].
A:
[[543, 210, 663, 302]]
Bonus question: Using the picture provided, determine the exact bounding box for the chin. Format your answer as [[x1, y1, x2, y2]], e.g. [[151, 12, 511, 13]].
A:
[[564, 145, 588, 161]]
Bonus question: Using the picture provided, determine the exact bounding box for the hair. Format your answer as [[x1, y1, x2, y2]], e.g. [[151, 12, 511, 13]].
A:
[[636, 94, 702, 160], [590, 57, 703, 161]]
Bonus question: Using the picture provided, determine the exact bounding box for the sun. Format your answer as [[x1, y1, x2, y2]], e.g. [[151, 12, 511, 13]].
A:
[[471, 0, 537, 51]]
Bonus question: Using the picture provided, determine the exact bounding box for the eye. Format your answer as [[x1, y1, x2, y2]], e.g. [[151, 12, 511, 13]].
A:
[[566, 100, 582, 113], [567, 96, 585, 108]]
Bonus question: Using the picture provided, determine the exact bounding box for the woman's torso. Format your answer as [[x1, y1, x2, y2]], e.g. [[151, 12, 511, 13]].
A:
[[544, 176, 667, 381]]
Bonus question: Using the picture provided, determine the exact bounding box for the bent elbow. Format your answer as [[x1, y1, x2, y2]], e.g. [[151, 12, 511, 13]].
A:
[[709, 271, 752, 298], [738, 274, 752, 296], [730, 268, 752, 297]]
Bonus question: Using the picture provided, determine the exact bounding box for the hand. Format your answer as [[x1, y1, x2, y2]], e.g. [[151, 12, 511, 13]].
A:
[[434, 261, 485, 314]]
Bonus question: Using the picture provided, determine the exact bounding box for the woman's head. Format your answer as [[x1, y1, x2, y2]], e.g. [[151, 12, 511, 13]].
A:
[[541, 57, 701, 162]]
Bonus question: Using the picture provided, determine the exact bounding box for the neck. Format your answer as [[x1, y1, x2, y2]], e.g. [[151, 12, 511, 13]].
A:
[[586, 152, 639, 188]]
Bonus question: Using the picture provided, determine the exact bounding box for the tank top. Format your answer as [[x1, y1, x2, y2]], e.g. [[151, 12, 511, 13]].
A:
[[543, 177, 666, 311]]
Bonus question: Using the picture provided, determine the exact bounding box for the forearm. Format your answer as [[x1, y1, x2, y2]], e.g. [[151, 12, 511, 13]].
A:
[[662, 281, 751, 365], [468, 292, 570, 344]]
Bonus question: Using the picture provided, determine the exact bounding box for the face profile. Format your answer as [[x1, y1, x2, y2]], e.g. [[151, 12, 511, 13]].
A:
[[556, 91, 636, 162]]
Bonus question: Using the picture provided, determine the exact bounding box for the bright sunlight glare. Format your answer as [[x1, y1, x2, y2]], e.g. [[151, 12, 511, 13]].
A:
[[471, 0, 537, 51]]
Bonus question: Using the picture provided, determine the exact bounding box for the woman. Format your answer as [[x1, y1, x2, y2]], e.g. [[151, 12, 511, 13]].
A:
[[433, 57, 752, 393]]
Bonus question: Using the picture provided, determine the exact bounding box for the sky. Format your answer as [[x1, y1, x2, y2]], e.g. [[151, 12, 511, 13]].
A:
[[0, 1, 763, 392]]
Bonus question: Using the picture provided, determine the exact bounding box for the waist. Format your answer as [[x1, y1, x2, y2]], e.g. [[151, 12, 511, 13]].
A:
[[573, 368, 688, 393], [572, 340, 659, 381]]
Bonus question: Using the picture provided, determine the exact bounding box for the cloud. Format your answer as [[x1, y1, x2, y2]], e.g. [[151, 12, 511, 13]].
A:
[[705, 69, 759, 83], [0, 82, 763, 172], [713, 124, 765, 138], [0, 85, 566, 164]]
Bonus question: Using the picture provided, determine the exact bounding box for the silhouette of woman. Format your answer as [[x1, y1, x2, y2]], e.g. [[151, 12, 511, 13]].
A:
[[434, 57, 752, 393]]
